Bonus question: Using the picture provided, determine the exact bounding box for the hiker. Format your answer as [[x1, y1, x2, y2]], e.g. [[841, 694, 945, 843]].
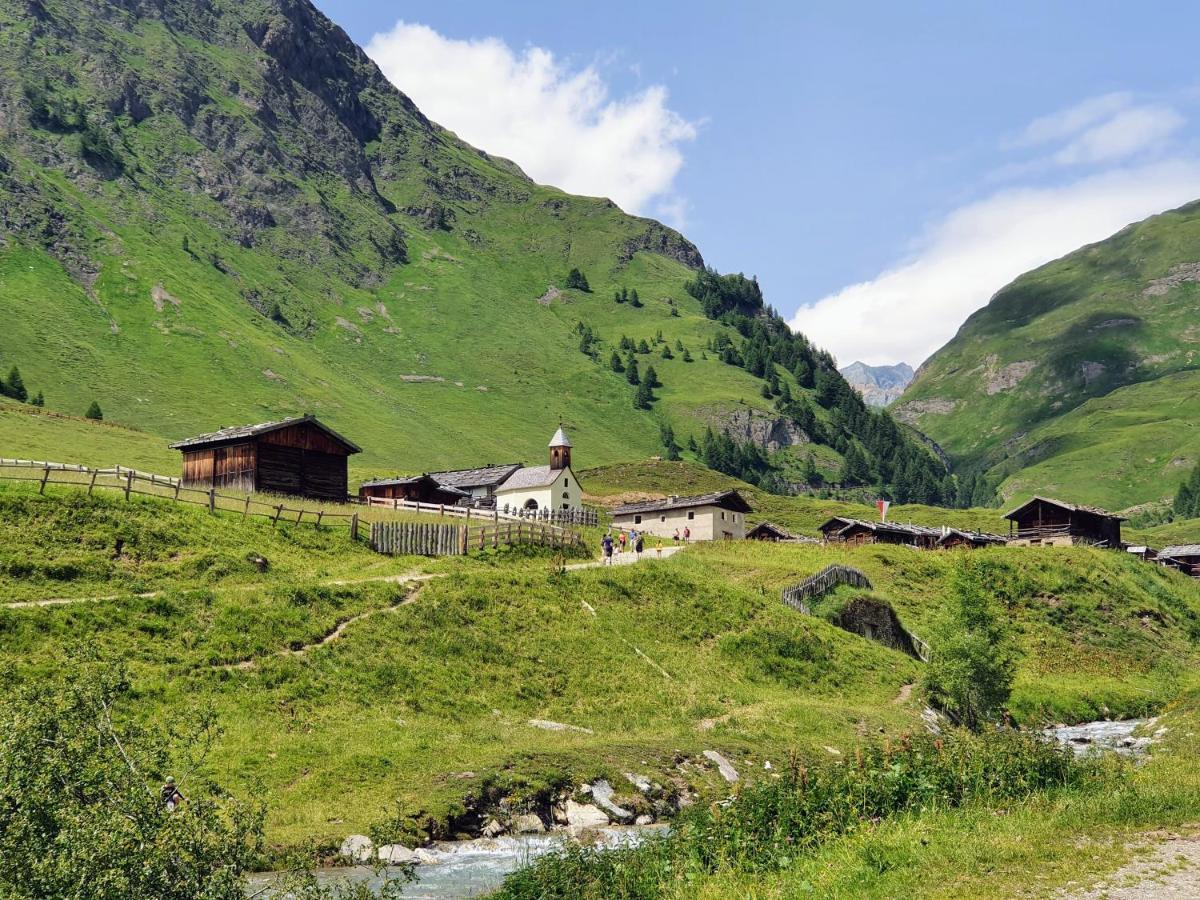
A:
[[672, 528, 680, 544], [160, 776, 184, 812], [634, 532, 644, 559], [683, 526, 691, 544], [618, 531, 627, 554], [601, 533, 614, 565], [656, 538, 663, 558]]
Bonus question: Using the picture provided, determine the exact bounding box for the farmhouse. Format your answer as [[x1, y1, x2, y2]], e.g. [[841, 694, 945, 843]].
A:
[[425, 463, 523, 506], [358, 474, 469, 506], [611, 490, 752, 541], [493, 427, 582, 513], [170, 415, 360, 501], [1003, 496, 1124, 548], [819, 517, 940, 549], [1160, 545, 1200, 578]]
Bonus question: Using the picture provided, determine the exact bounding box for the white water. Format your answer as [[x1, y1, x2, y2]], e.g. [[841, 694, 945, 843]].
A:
[[1043, 718, 1152, 757], [246, 825, 665, 898]]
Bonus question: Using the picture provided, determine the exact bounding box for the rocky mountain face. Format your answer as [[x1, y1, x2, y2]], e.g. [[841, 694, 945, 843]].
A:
[[895, 200, 1200, 511], [839, 361, 913, 407]]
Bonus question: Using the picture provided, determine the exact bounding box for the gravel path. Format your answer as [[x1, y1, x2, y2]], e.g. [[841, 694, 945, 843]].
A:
[[1066, 835, 1200, 899]]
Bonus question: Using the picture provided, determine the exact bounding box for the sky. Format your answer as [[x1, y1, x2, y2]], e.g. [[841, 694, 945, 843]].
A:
[[316, 1, 1200, 367]]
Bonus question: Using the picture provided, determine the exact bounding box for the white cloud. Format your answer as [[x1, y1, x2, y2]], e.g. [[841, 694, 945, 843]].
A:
[[790, 160, 1200, 368], [365, 22, 696, 220], [1016, 92, 1133, 147], [1053, 105, 1184, 165]]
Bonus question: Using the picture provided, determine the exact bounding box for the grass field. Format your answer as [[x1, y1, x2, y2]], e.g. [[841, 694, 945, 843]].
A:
[[3, 481, 1199, 862]]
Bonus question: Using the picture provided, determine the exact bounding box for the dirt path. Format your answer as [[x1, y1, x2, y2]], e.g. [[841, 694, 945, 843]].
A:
[[1065, 835, 1200, 898]]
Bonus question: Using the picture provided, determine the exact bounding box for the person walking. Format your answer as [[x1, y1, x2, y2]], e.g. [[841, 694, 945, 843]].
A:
[[618, 531, 627, 555], [672, 528, 680, 545], [160, 776, 185, 812], [601, 533, 614, 565], [633, 531, 644, 560], [655, 538, 663, 558], [683, 526, 691, 544]]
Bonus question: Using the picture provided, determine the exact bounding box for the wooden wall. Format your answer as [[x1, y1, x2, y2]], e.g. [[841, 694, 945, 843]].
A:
[[260, 424, 354, 456], [180, 442, 256, 493], [257, 443, 347, 501]]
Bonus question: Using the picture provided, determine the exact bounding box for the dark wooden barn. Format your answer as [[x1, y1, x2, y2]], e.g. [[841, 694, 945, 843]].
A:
[[936, 528, 1008, 550], [170, 415, 361, 501], [820, 517, 940, 549], [1003, 497, 1124, 548], [1160, 545, 1200, 578], [358, 475, 469, 506], [746, 521, 798, 542]]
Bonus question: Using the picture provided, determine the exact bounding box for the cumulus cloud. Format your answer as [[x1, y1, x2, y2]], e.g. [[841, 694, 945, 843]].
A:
[[365, 22, 696, 221], [1052, 105, 1184, 165], [790, 160, 1200, 367]]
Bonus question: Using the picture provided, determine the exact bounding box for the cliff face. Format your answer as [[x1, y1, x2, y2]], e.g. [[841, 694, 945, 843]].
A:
[[839, 361, 913, 407]]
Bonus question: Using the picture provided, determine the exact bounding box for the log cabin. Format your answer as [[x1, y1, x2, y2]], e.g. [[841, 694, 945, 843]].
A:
[[820, 517, 941, 549], [1160, 545, 1200, 578], [1003, 496, 1124, 548], [358, 474, 469, 506], [170, 415, 360, 501], [746, 521, 803, 542], [936, 528, 1008, 550]]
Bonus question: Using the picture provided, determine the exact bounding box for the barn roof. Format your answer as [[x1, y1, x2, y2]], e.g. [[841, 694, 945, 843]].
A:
[[937, 528, 1007, 546], [427, 463, 524, 490], [1003, 496, 1125, 522], [358, 474, 469, 496], [496, 465, 565, 491], [612, 490, 753, 516], [1161, 544, 1200, 558], [169, 415, 362, 453], [746, 521, 805, 540]]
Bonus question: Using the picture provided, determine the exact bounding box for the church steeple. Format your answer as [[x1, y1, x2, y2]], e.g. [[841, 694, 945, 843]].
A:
[[549, 426, 572, 471]]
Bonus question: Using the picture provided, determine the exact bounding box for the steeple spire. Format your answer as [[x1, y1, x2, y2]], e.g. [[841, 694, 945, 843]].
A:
[[549, 425, 572, 470]]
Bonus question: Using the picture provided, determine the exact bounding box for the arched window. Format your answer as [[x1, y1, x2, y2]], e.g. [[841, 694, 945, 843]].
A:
[[523, 498, 539, 510]]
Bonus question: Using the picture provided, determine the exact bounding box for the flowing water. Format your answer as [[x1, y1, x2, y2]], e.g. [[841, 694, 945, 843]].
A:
[[246, 825, 665, 898], [1043, 718, 1153, 757]]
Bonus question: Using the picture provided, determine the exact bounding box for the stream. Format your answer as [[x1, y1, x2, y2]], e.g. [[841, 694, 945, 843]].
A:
[[1043, 717, 1154, 757], [245, 825, 666, 899]]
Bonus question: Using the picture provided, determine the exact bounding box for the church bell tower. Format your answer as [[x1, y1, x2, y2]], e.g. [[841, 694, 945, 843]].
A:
[[549, 426, 572, 471]]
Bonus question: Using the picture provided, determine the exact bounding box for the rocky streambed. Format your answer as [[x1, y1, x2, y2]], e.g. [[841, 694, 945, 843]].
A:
[[1043, 717, 1164, 758]]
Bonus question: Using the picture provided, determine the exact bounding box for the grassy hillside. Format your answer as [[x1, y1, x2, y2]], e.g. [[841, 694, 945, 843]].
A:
[[3, 482, 1199, 856], [896, 200, 1200, 512]]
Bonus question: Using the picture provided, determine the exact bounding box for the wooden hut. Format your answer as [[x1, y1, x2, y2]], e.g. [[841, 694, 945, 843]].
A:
[[170, 415, 360, 501], [746, 521, 801, 542], [936, 528, 1007, 550], [1003, 497, 1124, 548], [1160, 545, 1200, 578], [358, 475, 469, 506], [820, 518, 940, 549]]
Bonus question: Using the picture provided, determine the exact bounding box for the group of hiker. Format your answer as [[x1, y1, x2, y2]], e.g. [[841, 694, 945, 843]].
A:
[[600, 525, 690, 564]]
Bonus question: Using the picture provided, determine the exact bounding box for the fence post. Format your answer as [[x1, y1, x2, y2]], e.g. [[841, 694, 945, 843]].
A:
[[208, 489, 216, 514], [87, 469, 98, 496], [351, 513, 359, 542], [243, 495, 251, 519], [39, 464, 50, 494], [272, 504, 283, 526], [173, 480, 181, 502], [125, 471, 133, 501]]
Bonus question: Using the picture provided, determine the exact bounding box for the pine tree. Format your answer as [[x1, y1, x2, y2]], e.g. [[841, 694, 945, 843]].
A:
[[661, 345, 673, 359], [634, 379, 653, 409], [630, 289, 643, 308], [31, 391, 44, 407], [768, 372, 781, 395], [839, 443, 870, 486], [644, 365, 660, 388], [613, 290, 623, 304], [655, 329, 664, 344], [6, 366, 26, 403], [565, 268, 591, 292], [675, 339, 685, 351], [620, 286, 629, 304], [626, 356, 640, 385], [779, 381, 792, 404], [610, 351, 624, 373], [760, 382, 773, 400], [84, 401, 103, 421], [637, 339, 650, 354], [661, 423, 681, 460], [687, 435, 699, 453], [682, 348, 693, 363]]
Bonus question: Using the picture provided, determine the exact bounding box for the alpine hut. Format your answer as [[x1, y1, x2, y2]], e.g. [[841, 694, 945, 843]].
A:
[[358, 474, 470, 506], [1003, 497, 1124, 548], [170, 415, 360, 501]]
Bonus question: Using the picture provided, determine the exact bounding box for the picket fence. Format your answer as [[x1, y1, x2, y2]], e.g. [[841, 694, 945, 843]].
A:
[[364, 496, 600, 527], [369, 519, 584, 557]]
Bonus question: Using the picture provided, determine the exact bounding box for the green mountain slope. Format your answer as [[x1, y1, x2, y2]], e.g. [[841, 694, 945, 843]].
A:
[[896, 200, 1200, 511], [0, 0, 946, 499]]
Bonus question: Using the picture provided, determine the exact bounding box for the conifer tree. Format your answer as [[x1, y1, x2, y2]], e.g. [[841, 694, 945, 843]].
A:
[[613, 290, 622, 304], [687, 435, 699, 453], [6, 366, 26, 403], [644, 365, 660, 388], [620, 286, 629, 304], [839, 443, 870, 486], [84, 401, 103, 420], [675, 339, 685, 351], [660, 423, 681, 460], [760, 383, 773, 400], [634, 379, 653, 409], [626, 356, 640, 385], [682, 348, 693, 363], [610, 351, 624, 373], [661, 345, 673, 359], [638, 339, 650, 354], [630, 289, 643, 308], [31, 391, 44, 407], [564, 267, 591, 292]]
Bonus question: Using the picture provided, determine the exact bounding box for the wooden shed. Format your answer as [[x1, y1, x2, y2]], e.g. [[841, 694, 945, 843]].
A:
[[1160, 545, 1200, 578], [1003, 497, 1124, 548], [936, 528, 1008, 550], [746, 521, 799, 542], [358, 475, 469, 506], [170, 415, 361, 501]]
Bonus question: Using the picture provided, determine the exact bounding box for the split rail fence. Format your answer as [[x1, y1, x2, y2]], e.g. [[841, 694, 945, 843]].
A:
[[364, 496, 600, 527], [780, 564, 930, 662], [0, 458, 363, 539], [370, 519, 585, 557]]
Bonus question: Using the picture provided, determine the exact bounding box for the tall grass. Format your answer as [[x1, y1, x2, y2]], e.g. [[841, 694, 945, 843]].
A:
[[497, 730, 1104, 898]]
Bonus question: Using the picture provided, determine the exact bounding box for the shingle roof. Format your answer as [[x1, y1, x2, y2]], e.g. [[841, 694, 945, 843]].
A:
[[549, 427, 572, 448], [612, 490, 753, 516], [938, 528, 1007, 545], [495, 465, 562, 491], [169, 414, 361, 453], [358, 474, 469, 496], [426, 463, 524, 490], [1161, 545, 1200, 558], [1003, 496, 1125, 521], [745, 521, 808, 540]]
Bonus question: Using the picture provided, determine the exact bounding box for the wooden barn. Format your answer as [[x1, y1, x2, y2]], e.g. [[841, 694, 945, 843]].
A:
[[819, 517, 940, 549], [746, 521, 797, 542], [1003, 497, 1124, 548], [936, 528, 1007, 550], [358, 475, 469, 506], [170, 415, 360, 501], [1160, 545, 1200, 578]]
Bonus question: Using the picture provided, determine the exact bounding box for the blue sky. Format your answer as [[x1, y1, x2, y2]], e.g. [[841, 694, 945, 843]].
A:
[[317, 1, 1200, 366]]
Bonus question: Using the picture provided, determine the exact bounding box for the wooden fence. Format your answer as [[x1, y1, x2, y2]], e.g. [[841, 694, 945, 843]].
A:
[[369, 519, 584, 556], [0, 459, 361, 540], [780, 564, 930, 662], [364, 496, 600, 527]]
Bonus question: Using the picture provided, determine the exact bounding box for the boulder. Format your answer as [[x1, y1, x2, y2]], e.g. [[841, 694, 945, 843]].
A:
[[481, 818, 506, 838], [565, 800, 610, 829], [377, 844, 415, 865], [587, 780, 634, 822], [339, 834, 374, 863], [703, 750, 739, 783], [513, 813, 546, 834], [634, 814, 654, 826], [413, 848, 439, 865], [623, 772, 652, 793]]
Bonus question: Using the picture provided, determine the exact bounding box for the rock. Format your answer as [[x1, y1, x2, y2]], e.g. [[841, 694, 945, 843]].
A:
[[624, 772, 653, 793], [587, 779, 634, 822], [413, 848, 439, 865], [634, 814, 654, 826], [565, 800, 610, 829], [528, 718, 594, 735], [703, 750, 739, 783], [481, 818, 506, 838], [339, 834, 374, 863], [716, 408, 808, 452], [513, 814, 545, 834], [377, 844, 415, 865]]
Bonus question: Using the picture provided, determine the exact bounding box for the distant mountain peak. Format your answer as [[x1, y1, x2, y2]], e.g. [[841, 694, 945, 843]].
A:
[[839, 361, 914, 406]]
